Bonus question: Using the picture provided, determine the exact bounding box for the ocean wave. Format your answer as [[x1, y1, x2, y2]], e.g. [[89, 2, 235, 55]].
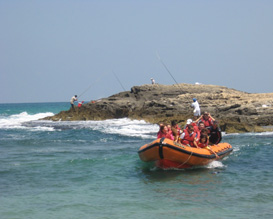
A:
[[31, 118, 159, 139], [89, 118, 158, 138], [0, 114, 158, 138], [0, 110, 159, 138], [0, 111, 54, 130]]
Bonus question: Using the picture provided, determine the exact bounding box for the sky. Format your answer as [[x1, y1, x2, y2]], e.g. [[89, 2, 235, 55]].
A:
[[1, 0, 273, 103]]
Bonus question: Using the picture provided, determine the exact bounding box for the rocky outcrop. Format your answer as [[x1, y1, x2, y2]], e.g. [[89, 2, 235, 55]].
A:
[[43, 83, 273, 133]]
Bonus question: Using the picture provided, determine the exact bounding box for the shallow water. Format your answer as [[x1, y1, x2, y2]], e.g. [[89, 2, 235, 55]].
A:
[[0, 103, 272, 218]]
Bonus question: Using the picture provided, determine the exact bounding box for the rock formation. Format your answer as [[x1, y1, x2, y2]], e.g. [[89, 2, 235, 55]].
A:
[[43, 83, 273, 133]]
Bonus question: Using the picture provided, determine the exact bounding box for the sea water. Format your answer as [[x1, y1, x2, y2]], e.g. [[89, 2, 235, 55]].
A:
[[0, 102, 272, 219]]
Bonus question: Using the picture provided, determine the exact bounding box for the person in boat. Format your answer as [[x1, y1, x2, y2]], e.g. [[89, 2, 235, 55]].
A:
[[194, 134, 219, 159], [183, 119, 192, 129], [191, 98, 201, 120], [200, 127, 209, 136], [157, 123, 164, 136], [167, 124, 172, 134], [194, 134, 209, 148], [157, 124, 174, 140], [195, 121, 211, 144], [166, 124, 174, 139], [195, 121, 205, 139], [171, 127, 179, 142], [70, 95, 78, 110], [171, 121, 181, 142], [208, 120, 222, 145], [180, 124, 197, 147], [197, 121, 205, 131], [184, 118, 199, 133], [195, 111, 215, 129]]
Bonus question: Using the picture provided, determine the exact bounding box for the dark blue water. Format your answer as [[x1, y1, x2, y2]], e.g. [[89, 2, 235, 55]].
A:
[[0, 103, 272, 218]]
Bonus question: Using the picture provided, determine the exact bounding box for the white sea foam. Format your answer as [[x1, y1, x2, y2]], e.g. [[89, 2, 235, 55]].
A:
[[206, 160, 225, 169], [19, 117, 159, 138], [29, 126, 56, 132], [253, 131, 273, 136], [224, 131, 273, 137], [89, 118, 158, 138], [0, 112, 54, 130], [83, 118, 158, 138]]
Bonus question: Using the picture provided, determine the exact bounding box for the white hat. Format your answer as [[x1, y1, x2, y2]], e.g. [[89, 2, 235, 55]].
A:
[[186, 119, 192, 124]]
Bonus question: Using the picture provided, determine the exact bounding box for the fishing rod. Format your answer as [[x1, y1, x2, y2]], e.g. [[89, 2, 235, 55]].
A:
[[112, 71, 126, 92], [78, 74, 102, 99], [156, 51, 181, 88], [78, 83, 93, 99]]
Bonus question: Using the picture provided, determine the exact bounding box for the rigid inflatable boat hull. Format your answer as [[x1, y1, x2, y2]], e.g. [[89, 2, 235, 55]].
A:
[[138, 138, 233, 169]]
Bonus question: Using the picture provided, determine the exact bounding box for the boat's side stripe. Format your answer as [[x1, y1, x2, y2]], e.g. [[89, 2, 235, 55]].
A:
[[138, 141, 233, 159], [164, 143, 233, 159], [159, 137, 165, 159]]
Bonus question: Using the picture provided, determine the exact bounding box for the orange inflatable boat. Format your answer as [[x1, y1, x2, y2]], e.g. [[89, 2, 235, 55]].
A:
[[138, 137, 233, 169]]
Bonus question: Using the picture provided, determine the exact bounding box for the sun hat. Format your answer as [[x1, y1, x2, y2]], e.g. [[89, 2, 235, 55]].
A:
[[186, 119, 193, 124]]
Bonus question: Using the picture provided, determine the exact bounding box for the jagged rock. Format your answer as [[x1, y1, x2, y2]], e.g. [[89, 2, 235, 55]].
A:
[[43, 83, 273, 133]]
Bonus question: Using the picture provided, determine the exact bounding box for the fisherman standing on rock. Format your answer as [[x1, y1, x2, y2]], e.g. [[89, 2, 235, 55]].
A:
[[70, 95, 77, 110]]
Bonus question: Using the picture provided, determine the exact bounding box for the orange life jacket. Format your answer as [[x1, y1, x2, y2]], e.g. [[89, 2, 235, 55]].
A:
[[197, 142, 208, 148], [192, 122, 199, 133], [201, 118, 213, 127], [181, 129, 196, 146], [157, 131, 174, 141]]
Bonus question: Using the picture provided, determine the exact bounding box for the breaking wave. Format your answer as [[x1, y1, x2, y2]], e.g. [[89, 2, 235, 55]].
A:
[[0, 111, 158, 138]]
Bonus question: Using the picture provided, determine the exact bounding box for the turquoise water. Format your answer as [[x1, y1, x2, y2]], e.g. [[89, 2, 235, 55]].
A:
[[0, 103, 273, 219]]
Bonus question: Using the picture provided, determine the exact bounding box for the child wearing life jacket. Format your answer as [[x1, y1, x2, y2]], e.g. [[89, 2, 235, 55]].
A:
[[195, 134, 219, 159], [195, 134, 209, 148]]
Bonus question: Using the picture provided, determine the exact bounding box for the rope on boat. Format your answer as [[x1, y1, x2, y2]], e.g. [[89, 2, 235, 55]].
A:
[[206, 146, 219, 159], [177, 146, 193, 168]]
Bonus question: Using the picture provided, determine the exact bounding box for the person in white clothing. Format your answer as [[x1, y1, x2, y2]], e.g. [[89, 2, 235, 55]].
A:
[[151, 78, 155, 84], [191, 98, 201, 120], [70, 95, 78, 110]]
